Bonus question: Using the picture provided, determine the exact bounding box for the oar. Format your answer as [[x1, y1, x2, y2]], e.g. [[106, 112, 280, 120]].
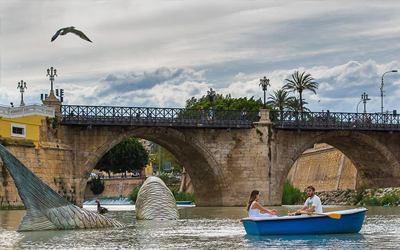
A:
[[299, 211, 341, 219]]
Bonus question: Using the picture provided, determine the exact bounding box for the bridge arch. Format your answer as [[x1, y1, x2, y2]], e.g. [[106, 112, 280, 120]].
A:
[[82, 127, 228, 206], [277, 130, 400, 194]]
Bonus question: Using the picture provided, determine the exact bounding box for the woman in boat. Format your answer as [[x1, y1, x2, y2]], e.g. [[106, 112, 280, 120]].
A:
[[246, 190, 278, 218]]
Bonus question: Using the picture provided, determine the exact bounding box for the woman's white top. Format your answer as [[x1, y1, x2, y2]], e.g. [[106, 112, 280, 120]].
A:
[[248, 201, 277, 218]]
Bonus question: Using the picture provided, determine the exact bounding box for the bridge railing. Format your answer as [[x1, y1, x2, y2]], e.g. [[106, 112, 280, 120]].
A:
[[60, 105, 260, 128], [270, 111, 400, 131]]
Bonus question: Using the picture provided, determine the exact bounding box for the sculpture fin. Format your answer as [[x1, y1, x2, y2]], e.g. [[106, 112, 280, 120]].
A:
[[0, 144, 70, 212], [18, 208, 58, 231], [0, 143, 126, 231]]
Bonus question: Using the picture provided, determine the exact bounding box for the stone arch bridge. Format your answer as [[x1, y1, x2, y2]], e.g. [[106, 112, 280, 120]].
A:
[[3, 105, 400, 207]]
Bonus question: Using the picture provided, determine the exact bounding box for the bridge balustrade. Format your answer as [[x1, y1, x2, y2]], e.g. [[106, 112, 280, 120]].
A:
[[270, 111, 400, 131], [60, 105, 260, 128]]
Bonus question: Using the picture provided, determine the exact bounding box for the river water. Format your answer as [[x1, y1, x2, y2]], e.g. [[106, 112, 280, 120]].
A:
[[0, 205, 399, 250]]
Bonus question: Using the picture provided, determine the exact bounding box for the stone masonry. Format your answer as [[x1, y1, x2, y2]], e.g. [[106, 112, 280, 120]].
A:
[[2, 109, 400, 207]]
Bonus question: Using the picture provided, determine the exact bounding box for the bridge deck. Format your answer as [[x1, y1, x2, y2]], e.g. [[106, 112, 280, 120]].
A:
[[270, 111, 400, 131], [60, 105, 259, 128], [60, 106, 400, 131]]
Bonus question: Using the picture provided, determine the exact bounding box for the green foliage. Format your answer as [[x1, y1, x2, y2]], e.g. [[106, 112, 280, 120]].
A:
[[90, 176, 105, 195], [46, 116, 60, 129], [185, 92, 268, 111], [171, 189, 195, 202], [361, 197, 381, 206], [287, 98, 310, 113], [380, 193, 400, 205], [151, 145, 183, 174], [95, 138, 148, 174], [284, 71, 318, 113], [267, 89, 294, 112], [158, 174, 169, 184], [352, 188, 366, 205], [128, 185, 141, 203], [282, 179, 307, 205]]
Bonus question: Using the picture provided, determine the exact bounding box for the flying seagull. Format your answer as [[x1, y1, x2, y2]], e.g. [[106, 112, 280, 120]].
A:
[[51, 26, 92, 43]]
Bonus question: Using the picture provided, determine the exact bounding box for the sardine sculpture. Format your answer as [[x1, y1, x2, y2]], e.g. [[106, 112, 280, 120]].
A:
[[135, 176, 179, 220], [0, 144, 125, 231]]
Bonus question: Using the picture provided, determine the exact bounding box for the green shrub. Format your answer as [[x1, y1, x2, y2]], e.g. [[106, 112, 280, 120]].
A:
[[352, 188, 366, 205], [128, 185, 141, 203], [361, 197, 381, 206], [371, 188, 378, 196], [172, 190, 195, 202], [159, 174, 169, 184], [380, 193, 400, 205], [282, 179, 307, 205], [90, 176, 105, 195]]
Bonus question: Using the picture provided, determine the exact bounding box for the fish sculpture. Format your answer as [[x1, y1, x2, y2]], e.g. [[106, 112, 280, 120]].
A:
[[135, 176, 179, 220], [0, 144, 125, 231]]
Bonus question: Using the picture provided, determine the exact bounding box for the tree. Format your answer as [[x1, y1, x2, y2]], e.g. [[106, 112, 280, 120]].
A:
[[151, 144, 183, 174], [185, 92, 269, 111], [287, 97, 310, 113], [283, 71, 318, 113], [267, 88, 293, 120], [94, 138, 149, 175]]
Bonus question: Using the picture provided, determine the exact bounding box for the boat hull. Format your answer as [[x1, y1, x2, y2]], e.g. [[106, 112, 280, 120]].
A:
[[241, 208, 367, 235], [176, 201, 192, 205]]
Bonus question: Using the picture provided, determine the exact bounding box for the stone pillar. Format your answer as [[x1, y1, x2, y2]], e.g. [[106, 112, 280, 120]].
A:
[[42, 92, 62, 119], [253, 111, 280, 205], [258, 109, 270, 122]]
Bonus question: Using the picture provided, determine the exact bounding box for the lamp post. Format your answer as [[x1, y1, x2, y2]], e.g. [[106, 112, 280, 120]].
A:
[[17, 80, 27, 106], [46, 67, 57, 95], [207, 88, 216, 107], [259, 76, 270, 109], [361, 92, 370, 114], [381, 70, 398, 114]]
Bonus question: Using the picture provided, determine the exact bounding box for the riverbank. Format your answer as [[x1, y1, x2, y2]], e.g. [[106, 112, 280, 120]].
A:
[[317, 187, 400, 206]]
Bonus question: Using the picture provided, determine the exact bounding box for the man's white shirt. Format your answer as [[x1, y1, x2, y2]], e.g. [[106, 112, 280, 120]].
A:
[[304, 195, 323, 213]]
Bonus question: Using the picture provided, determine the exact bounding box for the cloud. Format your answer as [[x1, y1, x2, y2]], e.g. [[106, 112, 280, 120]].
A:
[[2, 1, 400, 113], [93, 67, 206, 98]]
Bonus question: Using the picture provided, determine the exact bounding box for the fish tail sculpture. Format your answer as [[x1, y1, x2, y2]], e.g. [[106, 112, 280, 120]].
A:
[[135, 176, 179, 220], [0, 144, 125, 231]]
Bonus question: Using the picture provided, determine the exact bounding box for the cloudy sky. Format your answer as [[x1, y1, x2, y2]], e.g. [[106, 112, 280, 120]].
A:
[[1, 0, 400, 113]]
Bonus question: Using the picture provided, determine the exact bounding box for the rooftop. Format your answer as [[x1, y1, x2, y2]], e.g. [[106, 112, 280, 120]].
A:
[[0, 104, 55, 118]]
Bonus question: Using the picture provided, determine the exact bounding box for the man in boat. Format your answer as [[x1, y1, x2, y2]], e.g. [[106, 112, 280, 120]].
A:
[[291, 186, 322, 216]]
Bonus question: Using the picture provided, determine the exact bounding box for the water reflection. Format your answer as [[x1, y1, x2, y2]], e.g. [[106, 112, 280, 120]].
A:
[[0, 206, 399, 250], [244, 233, 365, 250]]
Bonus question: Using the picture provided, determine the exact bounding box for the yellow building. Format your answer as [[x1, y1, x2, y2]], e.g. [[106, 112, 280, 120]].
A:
[[0, 104, 55, 148]]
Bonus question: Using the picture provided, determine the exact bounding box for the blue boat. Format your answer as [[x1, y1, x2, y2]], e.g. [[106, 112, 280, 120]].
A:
[[241, 207, 368, 235], [176, 201, 193, 205]]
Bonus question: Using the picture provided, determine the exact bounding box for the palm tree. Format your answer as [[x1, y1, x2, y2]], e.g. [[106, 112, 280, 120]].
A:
[[287, 97, 310, 113], [283, 71, 318, 113], [287, 97, 310, 125], [267, 89, 293, 120]]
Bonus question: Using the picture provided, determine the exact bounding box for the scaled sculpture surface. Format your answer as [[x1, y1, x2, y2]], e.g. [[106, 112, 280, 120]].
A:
[[0, 144, 125, 231], [135, 176, 179, 220]]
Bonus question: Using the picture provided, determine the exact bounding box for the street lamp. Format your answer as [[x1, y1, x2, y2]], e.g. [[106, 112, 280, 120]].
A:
[[361, 92, 370, 114], [381, 70, 398, 114], [207, 88, 216, 107], [17, 80, 27, 106], [259, 76, 270, 109], [46, 67, 57, 94]]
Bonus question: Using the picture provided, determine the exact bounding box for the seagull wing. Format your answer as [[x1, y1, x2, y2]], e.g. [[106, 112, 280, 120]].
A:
[[51, 28, 64, 42], [70, 28, 93, 43]]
